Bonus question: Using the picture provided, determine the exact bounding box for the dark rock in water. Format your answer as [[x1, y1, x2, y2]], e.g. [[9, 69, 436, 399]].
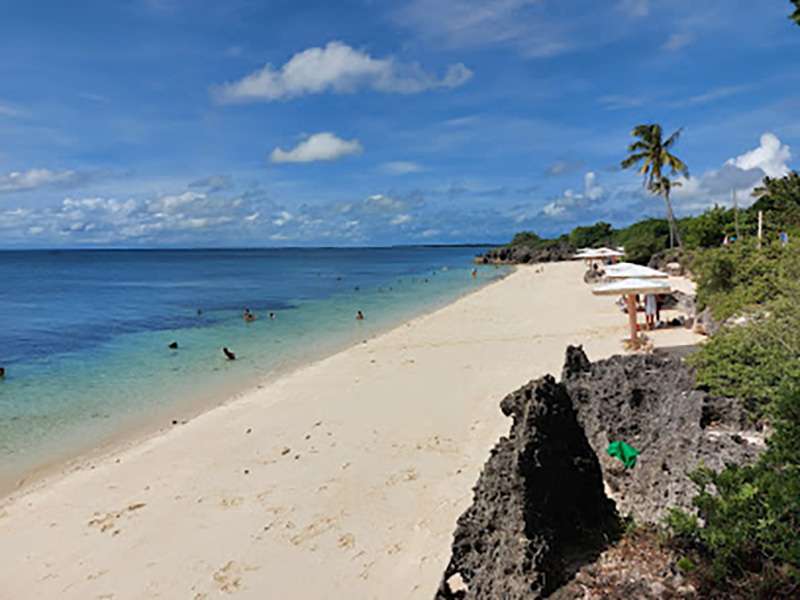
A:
[[562, 345, 761, 524], [479, 241, 575, 265], [435, 375, 619, 599]]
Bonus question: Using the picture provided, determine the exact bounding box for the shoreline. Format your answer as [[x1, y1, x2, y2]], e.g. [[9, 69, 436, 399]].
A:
[[0, 262, 702, 599], [0, 267, 512, 502]]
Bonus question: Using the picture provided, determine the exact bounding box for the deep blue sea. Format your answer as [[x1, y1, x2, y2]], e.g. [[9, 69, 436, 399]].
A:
[[0, 247, 503, 487]]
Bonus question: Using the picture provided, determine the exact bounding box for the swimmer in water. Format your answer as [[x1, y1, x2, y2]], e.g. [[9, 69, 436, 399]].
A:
[[269, 312, 276, 320], [243, 308, 256, 322], [471, 268, 478, 278], [356, 310, 365, 321], [223, 347, 236, 360]]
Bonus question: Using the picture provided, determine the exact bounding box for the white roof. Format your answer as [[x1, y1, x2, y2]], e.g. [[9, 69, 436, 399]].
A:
[[573, 247, 625, 259], [592, 278, 671, 296], [604, 262, 668, 280]]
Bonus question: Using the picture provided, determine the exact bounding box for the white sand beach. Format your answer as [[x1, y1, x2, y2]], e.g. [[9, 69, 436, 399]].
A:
[[0, 262, 701, 600]]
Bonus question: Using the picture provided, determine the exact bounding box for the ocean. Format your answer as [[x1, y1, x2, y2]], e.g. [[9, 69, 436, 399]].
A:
[[0, 247, 504, 489]]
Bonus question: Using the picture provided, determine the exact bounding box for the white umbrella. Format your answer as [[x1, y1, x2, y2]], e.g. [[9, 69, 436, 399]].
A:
[[573, 247, 625, 260], [593, 278, 672, 341], [604, 262, 668, 280]]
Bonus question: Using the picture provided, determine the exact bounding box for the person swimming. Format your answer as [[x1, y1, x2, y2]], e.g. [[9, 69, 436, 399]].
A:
[[168, 341, 178, 349], [0, 367, 5, 379], [222, 347, 236, 360], [356, 310, 365, 321], [269, 312, 276, 320], [471, 268, 478, 278], [243, 308, 256, 322]]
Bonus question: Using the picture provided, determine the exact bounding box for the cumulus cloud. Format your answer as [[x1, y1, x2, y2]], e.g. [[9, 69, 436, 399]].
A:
[[728, 132, 791, 178], [381, 161, 424, 175], [0, 168, 79, 194], [270, 132, 363, 164], [673, 133, 791, 210], [213, 41, 472, 103]]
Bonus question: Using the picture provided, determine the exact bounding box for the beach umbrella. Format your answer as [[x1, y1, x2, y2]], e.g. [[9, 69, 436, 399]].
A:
[[604, 262, 668, 280], [593, 278, 671, 341], [573, 247, 625, 259]]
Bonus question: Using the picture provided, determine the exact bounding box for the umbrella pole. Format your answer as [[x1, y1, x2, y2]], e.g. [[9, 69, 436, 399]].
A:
[[626, 293, 638, 342]]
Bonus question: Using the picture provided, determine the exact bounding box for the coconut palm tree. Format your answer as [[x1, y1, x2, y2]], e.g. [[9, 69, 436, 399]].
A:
[[792, 1, 800, 26], [621, 124, 688, 248]]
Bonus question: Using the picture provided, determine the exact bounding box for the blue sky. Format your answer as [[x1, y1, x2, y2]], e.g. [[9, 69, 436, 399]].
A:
[[1, 0, 799, 248]]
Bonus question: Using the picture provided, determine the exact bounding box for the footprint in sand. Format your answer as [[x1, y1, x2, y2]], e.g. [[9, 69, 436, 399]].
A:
[[88, 502, 146, 535], [212, 561, 258, 594], [219, 496, 245, 509], [289, 515, 337, 546], [386, 467, 418, 486], [337, 533, 356, 550]]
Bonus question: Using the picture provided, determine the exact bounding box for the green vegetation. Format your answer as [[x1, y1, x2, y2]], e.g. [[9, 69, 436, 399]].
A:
[[568, 221, 613, 249], [661, 171, 800, 594], [666, 385, 800, 595], [792, 1, 800, 26], [621, 124, 689, 248]]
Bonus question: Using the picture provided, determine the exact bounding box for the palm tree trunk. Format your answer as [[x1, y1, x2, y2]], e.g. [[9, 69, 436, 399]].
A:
[[663, 191, 682, 249]]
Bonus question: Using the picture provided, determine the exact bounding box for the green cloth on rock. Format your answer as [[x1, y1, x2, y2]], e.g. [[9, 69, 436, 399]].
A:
[[607, 440, 640, 469]]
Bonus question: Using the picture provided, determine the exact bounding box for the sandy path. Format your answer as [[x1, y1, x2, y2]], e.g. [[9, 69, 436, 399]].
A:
[[0, 262, 701, 600]]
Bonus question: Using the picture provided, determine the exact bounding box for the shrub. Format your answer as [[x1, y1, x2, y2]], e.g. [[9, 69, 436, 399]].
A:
[[666, 390, 800, 595], [682, 205, 736, 249], [568, 221, 613, 249], [613, 218, 671, 264], [692, 240, 798, 321]]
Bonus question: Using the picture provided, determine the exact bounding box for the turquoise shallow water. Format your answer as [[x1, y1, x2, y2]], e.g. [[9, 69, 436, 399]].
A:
[[0, 247, 505, 487]]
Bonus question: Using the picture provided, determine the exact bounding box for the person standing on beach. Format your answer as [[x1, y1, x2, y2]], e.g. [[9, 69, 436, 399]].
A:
[[644, 293, 657, 330]]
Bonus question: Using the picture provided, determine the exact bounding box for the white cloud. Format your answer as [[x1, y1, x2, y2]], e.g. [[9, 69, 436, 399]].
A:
[[541, 171, 604, 218], [394, 0, 574, 58], [662, 32, 695, 51], [0, 168, 78, 193], [617, 0, 649, 17], [673, 133, 792, 210], [213, 41, 472, 103], [272, 210, 293, 226], [365, 194, 406, 211], [270, 132, 363, 164], [381, 161, 424, 175], [391, 214, 412, 225], [728, 132, 790, 178]]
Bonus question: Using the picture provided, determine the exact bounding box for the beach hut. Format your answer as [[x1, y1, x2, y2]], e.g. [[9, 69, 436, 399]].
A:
[[603, 262, 668, 280], [592, 278, 671, 342]]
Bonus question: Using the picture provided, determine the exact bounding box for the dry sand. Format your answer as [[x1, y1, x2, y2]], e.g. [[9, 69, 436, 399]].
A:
[[0, 262, 701, 600]]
